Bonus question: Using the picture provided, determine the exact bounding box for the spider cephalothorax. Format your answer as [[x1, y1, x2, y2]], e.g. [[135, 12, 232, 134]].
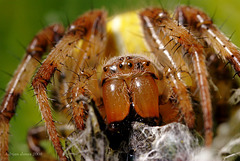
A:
[[1, 4, 240, 161], [101, 56, 162, 125]]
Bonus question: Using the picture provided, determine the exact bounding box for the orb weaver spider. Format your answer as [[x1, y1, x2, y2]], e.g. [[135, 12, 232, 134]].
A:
[[1, 1, 240, 161]]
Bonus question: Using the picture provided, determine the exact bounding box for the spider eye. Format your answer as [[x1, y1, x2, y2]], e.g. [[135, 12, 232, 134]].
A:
[[109, 65, 117, 73], [119, 63, 123, 68], [103, 67, 108, 72], [126, 56, 132, 60], [128, 62, 132, 68]]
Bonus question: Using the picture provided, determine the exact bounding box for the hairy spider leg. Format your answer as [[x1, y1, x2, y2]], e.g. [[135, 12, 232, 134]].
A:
[[31, 10, 107, 161], [140, 8, 212, 146], [27, 125, 74, 161], [140, 9, 195, 128], [64, 11, 107, 131], [50, 11, 107, 131], [32, 10, 106, 160], [0, 24, 64, 161], [175, 6, 240, 77]]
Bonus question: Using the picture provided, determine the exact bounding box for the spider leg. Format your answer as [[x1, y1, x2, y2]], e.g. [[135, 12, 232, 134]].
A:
[[140, 9, 195, 128], [32, 11, 106, 161], [27, 125, 74, 161], [175, 6, 240, 77], [140, 8, 213, 145], [0, 24, 64, 161]]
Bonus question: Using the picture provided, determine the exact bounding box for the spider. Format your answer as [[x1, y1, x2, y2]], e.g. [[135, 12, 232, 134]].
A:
[[1, 1, 240, 161]]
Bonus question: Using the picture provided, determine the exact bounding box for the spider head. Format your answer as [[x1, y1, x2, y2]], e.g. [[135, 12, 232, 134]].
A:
[[101, 56, 164, 126]]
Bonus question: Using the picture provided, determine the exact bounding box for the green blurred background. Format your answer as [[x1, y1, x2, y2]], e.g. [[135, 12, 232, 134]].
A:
[[0, 0, 240, 160]]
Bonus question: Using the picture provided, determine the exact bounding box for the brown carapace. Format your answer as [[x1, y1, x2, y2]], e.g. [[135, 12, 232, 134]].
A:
[[1, 5, 240, 161]]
